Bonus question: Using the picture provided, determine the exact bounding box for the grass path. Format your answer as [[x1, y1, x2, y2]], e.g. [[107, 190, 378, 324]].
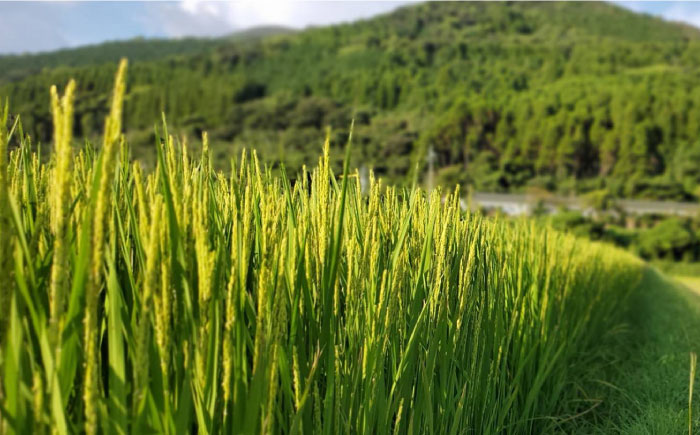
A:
[[568, 268, 700, 433]]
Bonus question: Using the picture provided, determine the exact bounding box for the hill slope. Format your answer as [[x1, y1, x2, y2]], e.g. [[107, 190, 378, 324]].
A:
[[0, 38, 224, 83], [0, 25, 295, 83], [4, 2, 700, 199]]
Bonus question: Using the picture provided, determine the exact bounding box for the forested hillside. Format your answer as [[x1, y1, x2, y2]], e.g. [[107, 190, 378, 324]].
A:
[[0, 26, 294, 83], [4, 1, 700, 199], [0, 38, 224, 82]]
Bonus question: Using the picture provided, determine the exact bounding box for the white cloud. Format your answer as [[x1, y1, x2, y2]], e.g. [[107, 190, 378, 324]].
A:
[[145, 2, 234, 38], [177, 1, 410, 30], [663, 3, 700, 28]]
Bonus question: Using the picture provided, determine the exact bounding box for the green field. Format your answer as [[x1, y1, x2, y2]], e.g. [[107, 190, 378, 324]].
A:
[[5, 2, 700, 433], [4, 62, 691, 434]]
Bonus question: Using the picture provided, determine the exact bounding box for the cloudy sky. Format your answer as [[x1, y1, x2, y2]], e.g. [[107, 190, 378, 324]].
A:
[[1, 1, 699, 55]]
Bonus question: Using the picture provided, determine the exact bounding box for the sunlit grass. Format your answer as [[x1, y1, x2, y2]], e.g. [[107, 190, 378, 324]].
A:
[[0, 60, 644, 434], [565, 270, 700, 434]]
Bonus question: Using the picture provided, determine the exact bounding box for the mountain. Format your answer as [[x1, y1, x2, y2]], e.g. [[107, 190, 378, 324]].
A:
[[4, 1, 700, 200], [225, 26, 297, 42], [0, 26, 295, 83]]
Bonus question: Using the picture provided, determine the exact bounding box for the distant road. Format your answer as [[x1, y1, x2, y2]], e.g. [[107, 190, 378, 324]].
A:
[[466, 192, 700, 217]]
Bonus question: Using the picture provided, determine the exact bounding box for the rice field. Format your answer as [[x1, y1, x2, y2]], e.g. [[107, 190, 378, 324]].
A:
[[0, 60, 644, 434]]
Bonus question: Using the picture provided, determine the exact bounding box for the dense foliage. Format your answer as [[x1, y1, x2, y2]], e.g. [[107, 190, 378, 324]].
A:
[[3, 2, 700, 199], [0, 63, 645, 434], [548, 209, 700, 262], [0, 38, 225, 83], [0, 26, 293, 83]]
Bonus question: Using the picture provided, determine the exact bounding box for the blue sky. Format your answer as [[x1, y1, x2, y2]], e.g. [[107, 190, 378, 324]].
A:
[[1, 1, 700, 55]]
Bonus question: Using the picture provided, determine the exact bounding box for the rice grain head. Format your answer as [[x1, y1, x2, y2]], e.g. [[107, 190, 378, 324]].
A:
[[48, 79, 76, 337], [84, 58, 127, 435]]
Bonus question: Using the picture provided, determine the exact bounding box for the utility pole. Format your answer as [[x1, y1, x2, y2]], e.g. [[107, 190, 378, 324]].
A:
[[427, 145, 436, 193], [359, 164, 369, 194]]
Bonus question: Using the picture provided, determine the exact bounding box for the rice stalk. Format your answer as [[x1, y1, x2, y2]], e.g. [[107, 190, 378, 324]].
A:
[[0, 61, 647, 435]]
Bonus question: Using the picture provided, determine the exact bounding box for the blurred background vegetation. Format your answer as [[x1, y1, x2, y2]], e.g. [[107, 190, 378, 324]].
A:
[[5, 1, 700, 262]]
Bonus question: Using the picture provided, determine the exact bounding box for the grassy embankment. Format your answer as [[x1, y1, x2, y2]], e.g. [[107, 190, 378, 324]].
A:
[[565, 268, 700, 434]]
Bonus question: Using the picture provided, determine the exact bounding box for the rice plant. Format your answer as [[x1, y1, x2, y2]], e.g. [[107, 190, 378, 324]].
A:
[[0, 60, 643, 434]]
